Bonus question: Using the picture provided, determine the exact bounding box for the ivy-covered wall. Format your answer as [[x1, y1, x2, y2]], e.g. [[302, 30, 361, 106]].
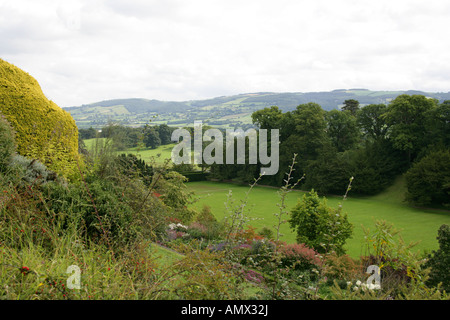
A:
[[0, 58, 79, 179]]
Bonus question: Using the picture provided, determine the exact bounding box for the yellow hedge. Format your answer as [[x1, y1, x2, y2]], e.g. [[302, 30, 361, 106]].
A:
[[0, 58, 80, 179]]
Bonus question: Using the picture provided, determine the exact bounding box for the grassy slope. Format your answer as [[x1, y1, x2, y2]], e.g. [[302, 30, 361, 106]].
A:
[[186, 177, 450, 259], [81, 139, 450, 258]]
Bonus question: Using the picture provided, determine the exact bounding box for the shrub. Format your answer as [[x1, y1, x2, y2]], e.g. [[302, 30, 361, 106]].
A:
[[323, 252, 362, 285], [258, 227, 274, 240], [0, 59, 80, 180], [38, 179, 138, 248], [405, 149, 450, 207], [360, 220, 431, 298], [279, 243, 321, 271], [249, 239, 276, 267], [116, 153, 153, 186], [0, 114, 16, 172], [289, 190, 353, 255], [9, 155, 59, 185], [423, 224, 450, 292]]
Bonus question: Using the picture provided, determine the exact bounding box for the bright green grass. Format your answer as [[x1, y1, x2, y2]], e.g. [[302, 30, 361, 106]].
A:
[[150, 243, 183, 268], [123, 144, 176, 163], [83, 138, 176, 163], [187, 178, 450, 259]]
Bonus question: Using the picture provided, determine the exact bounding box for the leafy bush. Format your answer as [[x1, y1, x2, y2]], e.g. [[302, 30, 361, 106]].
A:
[[289, 190, 353, 255], [249, 239, 276, 267], [116, 153, 153, 186], [323, 252, 362, 285], [258, 227, 274, 240], [279, 242, 321, 271], [9, 155, 59, 185], [405, 149, 450, 207], [423, 224, 450, 292], [38, 179, 136, 248], [0, 114, 16, 172]]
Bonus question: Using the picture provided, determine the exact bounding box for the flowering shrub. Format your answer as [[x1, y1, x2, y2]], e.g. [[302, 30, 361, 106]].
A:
[[185, 222, 208, 239], [243, 269, 264, 284], [350, 279, 381, 292], [168, 223, 188, 232], [323, 252, 362, 285], [228, 226, 264, 245], [247, 239, 276, 268], [279, 243, 321, 271]]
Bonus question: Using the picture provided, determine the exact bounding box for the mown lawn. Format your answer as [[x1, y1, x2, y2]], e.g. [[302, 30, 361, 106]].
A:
[[186, 177, 450, 259]]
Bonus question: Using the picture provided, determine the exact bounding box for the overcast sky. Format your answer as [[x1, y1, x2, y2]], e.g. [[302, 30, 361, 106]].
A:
[[1, 0, 450, 108]]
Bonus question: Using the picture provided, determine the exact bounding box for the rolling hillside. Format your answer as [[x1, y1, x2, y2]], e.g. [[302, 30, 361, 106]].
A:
[[65, 89, 450, 128]]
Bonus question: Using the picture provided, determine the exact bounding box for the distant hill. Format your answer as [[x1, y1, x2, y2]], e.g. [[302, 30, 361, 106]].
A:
[[65, 89, 450, 129]]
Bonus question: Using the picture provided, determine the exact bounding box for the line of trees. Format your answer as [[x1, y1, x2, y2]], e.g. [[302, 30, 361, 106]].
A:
[[210, 95, 449, 207]]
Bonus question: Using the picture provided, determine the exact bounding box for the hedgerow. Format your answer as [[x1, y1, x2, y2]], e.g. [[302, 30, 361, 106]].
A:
[[0, 58, 80, 180]]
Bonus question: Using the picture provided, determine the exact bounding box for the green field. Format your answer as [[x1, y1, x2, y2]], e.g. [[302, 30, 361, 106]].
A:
[[84, 138, 176, 163], [186, 178, 450, 259]]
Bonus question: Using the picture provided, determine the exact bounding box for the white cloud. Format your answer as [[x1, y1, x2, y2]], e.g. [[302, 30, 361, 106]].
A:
[[1, 0, 450, 107]]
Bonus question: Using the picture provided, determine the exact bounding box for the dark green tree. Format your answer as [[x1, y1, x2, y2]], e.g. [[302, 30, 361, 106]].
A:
[[423, 224, 450, 292], [357, 104, 389, 141], [405, 149, 450, 207], [342, 99, 360, 115], [326, 109, 360, 152], [143, 126, 161, 149], [275, 104, 329, 186], [383, 94, 438, 163], [251, 106, 283, 129], [158, 124, 173, 145]]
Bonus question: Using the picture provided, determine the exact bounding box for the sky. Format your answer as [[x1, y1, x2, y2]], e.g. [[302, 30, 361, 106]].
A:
[[1, 0, 450, 108]]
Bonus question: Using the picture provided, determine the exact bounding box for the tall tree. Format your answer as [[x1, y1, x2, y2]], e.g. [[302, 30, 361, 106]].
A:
[[326, 109, 360, 152], [342, 99, 360, 115], [357, 104, 389, 141], [383, 94, 438, 163], [143, 126, 161, 149], [251, 106, 283, 130], [158, 124, 173, 145]]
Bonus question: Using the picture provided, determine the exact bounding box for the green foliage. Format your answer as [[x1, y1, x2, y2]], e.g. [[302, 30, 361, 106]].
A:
[[361, 220, 425, 297], [0, 114, 16, 172], [405, 149, 450, 207], [143, 125, 161, 149], [116, 153, 154, 186], [154, 170, 197, 224], [326, 109, 360, 152], [423, 224, 450, 292], [163, 242, 247, 300], [303, 149, 351, 195], [341, 99, 360, 115], [251, 105, 283, 129], [0, 59, 80, 180], [383, 94, 438, 161], [289, 190, 353, 255], [357, 103, 389, 141], [9, 155, 59, 185], [39, 179, 137, 248]]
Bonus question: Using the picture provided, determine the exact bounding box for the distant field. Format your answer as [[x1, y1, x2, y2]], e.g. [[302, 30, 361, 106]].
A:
[[84, 138, 176, 163], [186, 178, 450, 259]]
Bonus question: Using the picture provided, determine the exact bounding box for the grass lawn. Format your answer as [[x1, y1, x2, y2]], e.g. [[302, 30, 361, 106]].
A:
[[122, 144, 176, 164], [84, 138, 176, 164], [186, 177, 450, 259]]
